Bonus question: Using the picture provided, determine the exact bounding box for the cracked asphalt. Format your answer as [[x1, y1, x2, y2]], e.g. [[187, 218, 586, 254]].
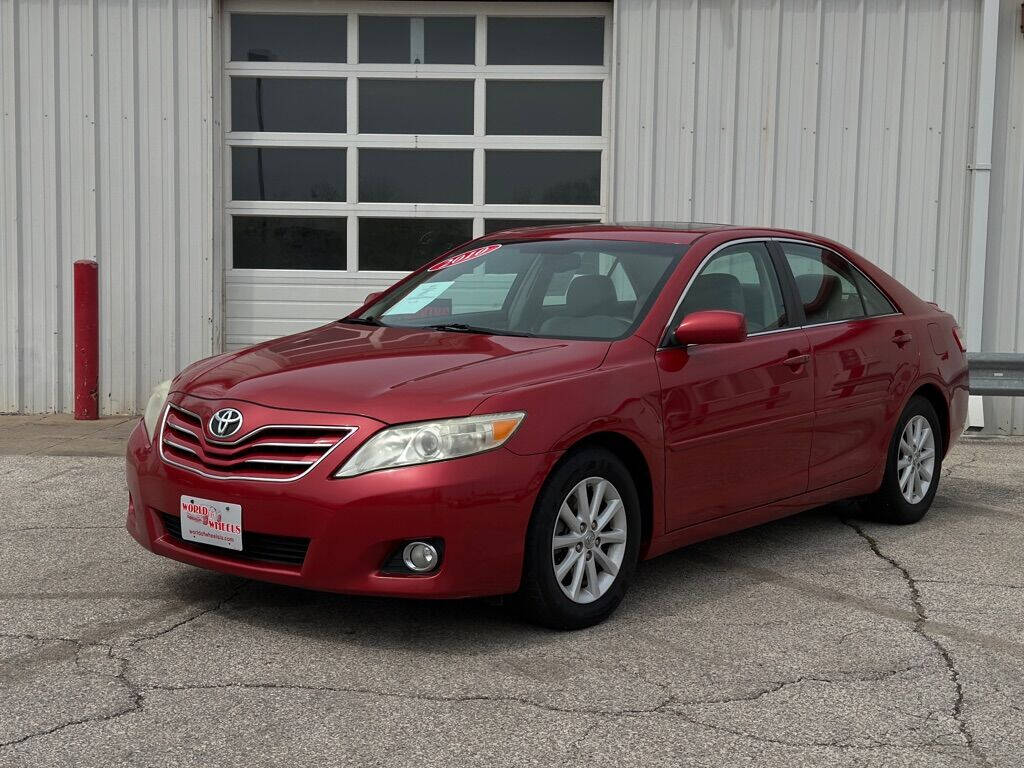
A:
[[1, 435, 1022, 767]]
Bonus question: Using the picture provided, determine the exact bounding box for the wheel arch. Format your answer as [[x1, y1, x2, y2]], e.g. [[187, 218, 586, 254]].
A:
[[910, 382, 950, 456], [557, 431, 655, 551]]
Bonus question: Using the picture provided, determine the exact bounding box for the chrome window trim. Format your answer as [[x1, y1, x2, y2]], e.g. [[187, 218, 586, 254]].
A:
[[157, 404, 358, 483], [658, 236, 904, 348], [793, 312, 903, 330], [746, 326, 805, 339]]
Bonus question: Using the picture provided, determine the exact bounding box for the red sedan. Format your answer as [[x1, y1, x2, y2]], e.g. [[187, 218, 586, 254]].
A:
[[126, 224, 968, 629]]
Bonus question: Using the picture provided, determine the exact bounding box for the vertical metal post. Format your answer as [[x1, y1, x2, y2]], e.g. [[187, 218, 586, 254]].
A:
[[964, 0, 1001, 429], [73, 260, 99, 420]]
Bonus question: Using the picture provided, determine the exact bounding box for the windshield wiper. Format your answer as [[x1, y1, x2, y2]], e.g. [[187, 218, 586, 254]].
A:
[[340, 316, 381, 326], [427, 323, 534, 338]]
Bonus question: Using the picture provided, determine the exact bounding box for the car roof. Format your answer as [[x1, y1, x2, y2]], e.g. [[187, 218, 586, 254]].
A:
[[478, 222, 825, 246]]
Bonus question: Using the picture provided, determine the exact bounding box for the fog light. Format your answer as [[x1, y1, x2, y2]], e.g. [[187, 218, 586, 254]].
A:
[[402, 541, 439, 573]]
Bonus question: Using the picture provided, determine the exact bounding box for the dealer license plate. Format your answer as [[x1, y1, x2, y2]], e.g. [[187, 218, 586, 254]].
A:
[[179, 495, 243, 551]]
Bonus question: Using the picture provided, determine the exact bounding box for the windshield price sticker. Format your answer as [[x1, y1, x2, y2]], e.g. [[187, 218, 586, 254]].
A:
[[427, 244, 502, 272], [386, 282, 454, 315]]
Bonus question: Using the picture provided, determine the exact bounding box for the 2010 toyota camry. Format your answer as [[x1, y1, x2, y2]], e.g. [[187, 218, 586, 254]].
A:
[[126, 224, 968, 629]]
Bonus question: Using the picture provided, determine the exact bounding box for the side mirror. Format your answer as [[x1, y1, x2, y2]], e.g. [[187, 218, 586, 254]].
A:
[[673, 310, 747, 346], [364, 291, 382, 304]]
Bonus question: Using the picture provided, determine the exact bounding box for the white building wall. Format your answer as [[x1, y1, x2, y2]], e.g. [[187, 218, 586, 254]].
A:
[[613, 0, 981, 320], [613, 0, 1024, 433], [983, 0, 1024, 433], [2, 0, 1023, 429], [0, 0, 217, 415]]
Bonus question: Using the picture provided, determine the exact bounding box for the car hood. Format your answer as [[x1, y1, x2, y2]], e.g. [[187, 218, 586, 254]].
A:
[[176, 322, 611, 424]]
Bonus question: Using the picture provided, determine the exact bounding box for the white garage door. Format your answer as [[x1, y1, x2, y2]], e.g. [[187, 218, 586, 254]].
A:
[[221, 1, 612, 350]]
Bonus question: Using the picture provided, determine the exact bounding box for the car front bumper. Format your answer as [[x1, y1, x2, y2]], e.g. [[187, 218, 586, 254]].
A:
[[125, 420, 560, 599]]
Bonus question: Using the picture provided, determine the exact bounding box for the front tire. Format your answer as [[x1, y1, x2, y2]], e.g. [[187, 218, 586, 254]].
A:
[[515, 448, 641, 630], [868, 395, 943, 524]]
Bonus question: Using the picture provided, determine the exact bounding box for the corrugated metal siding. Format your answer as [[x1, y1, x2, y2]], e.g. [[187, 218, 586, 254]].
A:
[[2, 0, 1023, 430], [224, 270, 397, 350], [614, 0, 1024, 434], [614, 0, 983, 323], [983, 0, 1024, 433], [0, 0, 215, 414]]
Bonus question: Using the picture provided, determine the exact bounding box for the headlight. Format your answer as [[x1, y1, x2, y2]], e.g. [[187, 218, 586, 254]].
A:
[[142, 379, 172, 441], [334, 412, 525, 478]]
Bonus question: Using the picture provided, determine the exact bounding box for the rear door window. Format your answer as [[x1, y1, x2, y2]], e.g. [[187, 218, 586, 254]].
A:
[[779, 243, 896, 324]]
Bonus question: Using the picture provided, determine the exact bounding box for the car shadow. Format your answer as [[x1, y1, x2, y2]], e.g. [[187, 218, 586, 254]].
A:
[[152, 496, 950, 651]]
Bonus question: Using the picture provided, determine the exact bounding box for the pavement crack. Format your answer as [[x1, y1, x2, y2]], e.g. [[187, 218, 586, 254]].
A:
[[672, 664, 925, 708], [1, 524, 124, 533], [917, 578, 1024, 590], [0, 631, 83, 646], [941, 448, 979, 480], [0, 647, 143, 750], [144, 680, 678, 718], [137, 680, 981, 756], [843, 519, 992, 767], [566, 719, 601, 758], [126, 580, 248, 647], [0, 703, 141, 749]]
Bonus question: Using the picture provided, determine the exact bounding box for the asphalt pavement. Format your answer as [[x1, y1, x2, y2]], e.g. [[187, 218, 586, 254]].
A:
[[0, 421, 1022, 767]]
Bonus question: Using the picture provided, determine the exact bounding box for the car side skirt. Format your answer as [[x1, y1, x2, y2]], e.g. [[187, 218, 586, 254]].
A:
[[642, 470, 881, 561]]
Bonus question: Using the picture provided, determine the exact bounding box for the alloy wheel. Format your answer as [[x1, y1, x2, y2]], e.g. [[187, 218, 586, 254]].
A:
[[551, 476, 628, 604], [897, 415, 936, 504]]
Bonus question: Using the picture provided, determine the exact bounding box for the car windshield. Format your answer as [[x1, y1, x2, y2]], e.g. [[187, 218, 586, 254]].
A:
[[350, 239, 685, 340]]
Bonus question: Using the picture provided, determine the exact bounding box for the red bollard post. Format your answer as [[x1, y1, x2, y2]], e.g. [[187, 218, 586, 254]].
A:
[[73, 259, 99, 419]]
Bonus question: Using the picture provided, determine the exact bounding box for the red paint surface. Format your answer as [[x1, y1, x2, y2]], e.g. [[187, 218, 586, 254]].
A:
[[126, 224, 968, 598], [73, 260, 99, 420]]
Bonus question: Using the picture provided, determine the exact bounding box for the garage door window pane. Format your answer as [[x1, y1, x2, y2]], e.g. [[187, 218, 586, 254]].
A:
[[359, 16, 474, 64], [487, 82, 602, 135], [487, 18, 604, 65], [233, 217, 346, 270], [359, 80, 473, 135], [360, 149, 472, 203], [360, 218, 472, 271], [231, 14, 346, 62], [231, 78, 346, 133], [485, 219, 599, 234], [233, 148, 346, 202], [486, 151, 600, 205]]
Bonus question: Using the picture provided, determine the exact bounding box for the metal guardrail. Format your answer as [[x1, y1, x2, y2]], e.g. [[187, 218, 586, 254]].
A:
[[968, 353, 1024, 396]]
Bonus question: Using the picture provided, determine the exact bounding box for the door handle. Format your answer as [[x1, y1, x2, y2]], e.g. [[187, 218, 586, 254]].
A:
[[892, 331, 913, 347], [782, 353, 810, 368]]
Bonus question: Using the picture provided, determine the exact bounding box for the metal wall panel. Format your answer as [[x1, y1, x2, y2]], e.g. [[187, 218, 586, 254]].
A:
[[983, 0, 1024, 433], [614, 0, 1024, 434], [615, 0, 983, 323], [3, 0, 1023, 430], [0, 0, 215, 414]]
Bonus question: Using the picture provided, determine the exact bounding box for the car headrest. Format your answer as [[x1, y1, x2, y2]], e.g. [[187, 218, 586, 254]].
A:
[[795, 273, 840, 315], [683, 272, 745, 316], [565, 274, 618, 317]]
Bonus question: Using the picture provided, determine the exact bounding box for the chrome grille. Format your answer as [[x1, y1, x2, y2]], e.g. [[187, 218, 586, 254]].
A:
[[159, 404, 356, 481]]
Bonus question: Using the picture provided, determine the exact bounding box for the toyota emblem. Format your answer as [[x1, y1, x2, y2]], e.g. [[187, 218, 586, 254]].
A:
[[209, 408, 243, 438]]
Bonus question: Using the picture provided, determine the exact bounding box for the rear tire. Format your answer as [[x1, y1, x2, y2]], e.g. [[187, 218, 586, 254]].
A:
[[514, 448, 641, 630], [867, 395, 943, 525]]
